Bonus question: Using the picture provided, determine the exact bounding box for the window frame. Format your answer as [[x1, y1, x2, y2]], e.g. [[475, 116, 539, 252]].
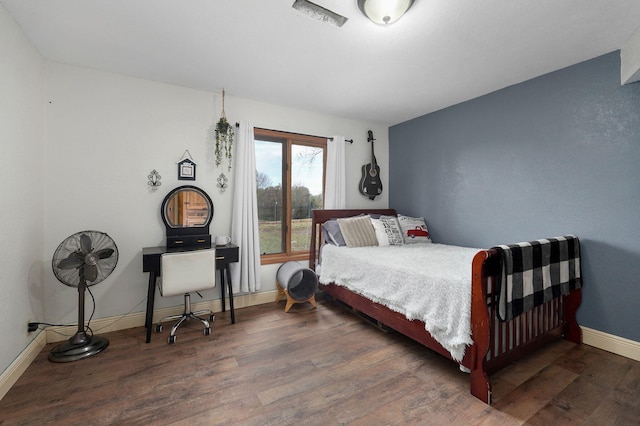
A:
[[254, 128, 327, 265]]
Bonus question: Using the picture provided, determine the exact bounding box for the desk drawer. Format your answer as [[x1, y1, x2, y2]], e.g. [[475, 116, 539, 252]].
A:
[[215, 245, 239, 266], [167, 235, 211, 248]]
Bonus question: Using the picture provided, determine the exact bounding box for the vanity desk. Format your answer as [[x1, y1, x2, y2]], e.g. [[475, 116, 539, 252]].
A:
[[142, 243, 238, 343], [142, 184, 237, 343]]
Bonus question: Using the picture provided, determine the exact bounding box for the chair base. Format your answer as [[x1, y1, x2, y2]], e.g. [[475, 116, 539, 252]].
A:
[[155, 293, 215, 343], [275, 280, 317, 313]]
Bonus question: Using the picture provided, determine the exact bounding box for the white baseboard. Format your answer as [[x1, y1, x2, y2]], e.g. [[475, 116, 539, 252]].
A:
[[582, 326, 640, 362], [45, 290, 278, 342], [46, 310, 640, 360], [0, 332, 46, 401]]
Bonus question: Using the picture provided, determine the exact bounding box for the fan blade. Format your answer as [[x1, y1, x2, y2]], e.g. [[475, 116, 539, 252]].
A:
[[95, 248, 115, 259], [57, 253, 84, 270], [84, 264, 98, 282], [80, 234, 92, 254]]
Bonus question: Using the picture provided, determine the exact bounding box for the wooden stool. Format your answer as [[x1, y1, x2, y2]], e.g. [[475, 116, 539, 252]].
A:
[[275, 261, 319, 312], [275, 280, 317, 312]]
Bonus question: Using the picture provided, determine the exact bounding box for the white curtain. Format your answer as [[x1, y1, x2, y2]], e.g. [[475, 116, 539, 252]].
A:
[[230, 122, 261, 293], [325, 135, 347, 209]]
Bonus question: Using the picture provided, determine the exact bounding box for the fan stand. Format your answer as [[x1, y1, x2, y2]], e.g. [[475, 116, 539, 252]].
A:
[[49, 271, 109, 363]]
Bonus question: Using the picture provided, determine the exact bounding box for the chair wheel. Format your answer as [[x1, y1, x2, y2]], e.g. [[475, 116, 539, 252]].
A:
[[209, 314, 215, 322], [155, 324, 163, 333], [204, 327, 211, 336], [168, 335, 176, 344]]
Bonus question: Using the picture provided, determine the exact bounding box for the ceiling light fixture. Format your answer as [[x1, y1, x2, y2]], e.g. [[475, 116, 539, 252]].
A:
[[292, 0, 348, 27], [357, 0, 415, 25]]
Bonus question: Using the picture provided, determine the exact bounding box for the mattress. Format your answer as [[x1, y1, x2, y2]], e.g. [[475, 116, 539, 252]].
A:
[[318, 243, 482, 361]]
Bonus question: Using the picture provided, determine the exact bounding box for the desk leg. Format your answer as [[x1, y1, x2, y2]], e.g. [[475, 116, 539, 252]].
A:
[[145, 271, 156, 343], [219, 268, 226, 312], [226, 264, 235, 324]]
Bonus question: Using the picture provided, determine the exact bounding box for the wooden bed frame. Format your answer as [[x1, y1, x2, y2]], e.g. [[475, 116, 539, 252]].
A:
[[309, 209, 582, 404]]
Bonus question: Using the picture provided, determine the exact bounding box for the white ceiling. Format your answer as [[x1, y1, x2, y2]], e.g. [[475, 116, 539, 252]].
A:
[[3, 0, 640, 125]]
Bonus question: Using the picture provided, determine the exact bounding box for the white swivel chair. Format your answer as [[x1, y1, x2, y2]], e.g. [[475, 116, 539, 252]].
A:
[[155, 248, 216, 344]]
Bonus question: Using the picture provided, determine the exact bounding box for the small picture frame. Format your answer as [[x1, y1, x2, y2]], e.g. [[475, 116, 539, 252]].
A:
[[177, 151, 197, 181]]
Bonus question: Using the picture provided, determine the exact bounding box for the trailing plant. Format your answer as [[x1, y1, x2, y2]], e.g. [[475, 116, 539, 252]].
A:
[[215, 116, 234, 172], [215, 90, 234, 172]]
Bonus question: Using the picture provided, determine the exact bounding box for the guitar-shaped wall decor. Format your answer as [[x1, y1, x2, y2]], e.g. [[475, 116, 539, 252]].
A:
[[359, 130, 383, 200]]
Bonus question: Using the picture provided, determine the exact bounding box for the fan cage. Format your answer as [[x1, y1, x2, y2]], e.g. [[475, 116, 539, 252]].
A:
[[52, 230, 119, 288]]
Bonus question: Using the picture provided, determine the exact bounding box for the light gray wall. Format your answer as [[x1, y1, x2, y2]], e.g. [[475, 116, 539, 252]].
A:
[[0, 4, 45, 374], [390, 52, 640, 342], [42, 62, 388, 325]]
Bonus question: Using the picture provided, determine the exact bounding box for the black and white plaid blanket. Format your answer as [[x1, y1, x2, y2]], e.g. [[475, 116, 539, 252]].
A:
[[493, 235, 582, 321]]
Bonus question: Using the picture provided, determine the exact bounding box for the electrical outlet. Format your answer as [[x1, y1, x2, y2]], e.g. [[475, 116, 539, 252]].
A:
[[27, 322, 38, 332]]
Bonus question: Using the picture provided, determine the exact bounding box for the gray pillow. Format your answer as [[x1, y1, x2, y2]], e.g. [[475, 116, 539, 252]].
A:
[[322, 219, 346, 246]]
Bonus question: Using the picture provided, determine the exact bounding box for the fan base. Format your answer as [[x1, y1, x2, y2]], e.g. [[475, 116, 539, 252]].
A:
[[48, 335, 109, 363]]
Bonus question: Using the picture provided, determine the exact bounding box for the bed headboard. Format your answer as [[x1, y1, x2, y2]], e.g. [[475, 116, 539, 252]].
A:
[[309, 208, 397, 271]]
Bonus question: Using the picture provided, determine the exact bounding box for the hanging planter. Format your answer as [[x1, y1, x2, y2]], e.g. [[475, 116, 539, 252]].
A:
[[215, 90, 234, 172]]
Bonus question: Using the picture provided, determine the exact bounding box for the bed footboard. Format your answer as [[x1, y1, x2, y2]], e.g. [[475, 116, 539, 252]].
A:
[[469, 249, 495, 404], [470, 248, 582, 403]]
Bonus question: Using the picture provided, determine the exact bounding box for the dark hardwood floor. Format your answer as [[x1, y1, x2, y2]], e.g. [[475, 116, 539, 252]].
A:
[[1, 298, 638, 425]]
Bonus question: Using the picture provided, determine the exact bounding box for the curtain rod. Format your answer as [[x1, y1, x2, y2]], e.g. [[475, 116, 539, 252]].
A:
[[235, 123, 352, 144], [330, 137, 354, 144]]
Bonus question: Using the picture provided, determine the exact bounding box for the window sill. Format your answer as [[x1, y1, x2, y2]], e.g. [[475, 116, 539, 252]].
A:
[[260, 252, 309, 265]]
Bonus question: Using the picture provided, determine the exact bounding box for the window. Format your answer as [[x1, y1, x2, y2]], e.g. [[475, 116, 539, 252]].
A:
[[254, 128, 326, 264]]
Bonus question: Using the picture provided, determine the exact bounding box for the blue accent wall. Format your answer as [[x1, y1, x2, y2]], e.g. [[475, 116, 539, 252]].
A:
[[390, 52, 640, 341]]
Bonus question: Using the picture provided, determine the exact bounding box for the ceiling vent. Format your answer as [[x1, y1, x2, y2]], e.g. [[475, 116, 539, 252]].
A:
[[292, 0, 348, 27]]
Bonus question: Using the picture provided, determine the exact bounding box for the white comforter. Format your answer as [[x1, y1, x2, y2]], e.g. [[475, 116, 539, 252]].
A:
[[318, 243, 481, 362]]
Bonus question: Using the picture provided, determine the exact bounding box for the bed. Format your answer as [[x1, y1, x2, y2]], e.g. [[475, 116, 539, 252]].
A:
[[309, 209, 582, 404]]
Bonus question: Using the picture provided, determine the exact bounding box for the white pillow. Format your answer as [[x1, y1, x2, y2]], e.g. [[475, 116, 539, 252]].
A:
[[397, 214, 432, 244], [371, 215, 404, 246]]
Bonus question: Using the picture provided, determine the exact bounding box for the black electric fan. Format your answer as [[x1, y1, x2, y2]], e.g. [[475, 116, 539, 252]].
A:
[[49, 231, 118, 362]]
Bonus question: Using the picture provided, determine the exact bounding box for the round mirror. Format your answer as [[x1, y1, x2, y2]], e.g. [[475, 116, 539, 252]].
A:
[[161, 186, 213, 230]]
